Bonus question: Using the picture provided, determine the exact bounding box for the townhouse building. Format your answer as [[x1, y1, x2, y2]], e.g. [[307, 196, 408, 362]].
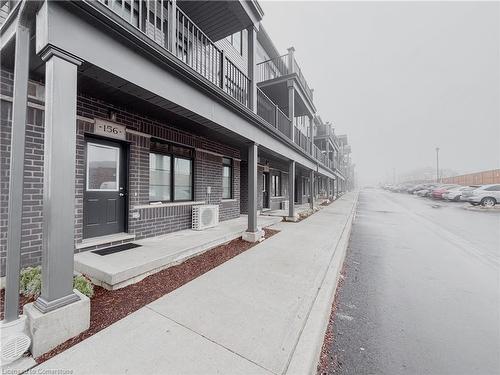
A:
[[1, 0, 352, 351]]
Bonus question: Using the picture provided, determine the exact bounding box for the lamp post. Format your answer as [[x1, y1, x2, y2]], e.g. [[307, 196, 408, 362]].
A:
[[435, 147, 440, 183]]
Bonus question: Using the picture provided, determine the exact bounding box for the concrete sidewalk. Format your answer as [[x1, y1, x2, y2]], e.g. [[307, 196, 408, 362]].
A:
[[35, 193, 357, 375]]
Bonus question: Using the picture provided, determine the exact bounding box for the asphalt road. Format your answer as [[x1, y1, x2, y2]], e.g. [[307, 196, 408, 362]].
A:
[[329, 189, 500, 375]]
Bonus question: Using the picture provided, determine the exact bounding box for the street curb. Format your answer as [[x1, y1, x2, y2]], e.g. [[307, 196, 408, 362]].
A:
[[285, 192, 358, 375]]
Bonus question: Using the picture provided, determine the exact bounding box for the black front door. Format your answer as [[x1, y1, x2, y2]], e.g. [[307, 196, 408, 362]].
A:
[[263, 172, 270, 209], [83, 138, 127, 239]]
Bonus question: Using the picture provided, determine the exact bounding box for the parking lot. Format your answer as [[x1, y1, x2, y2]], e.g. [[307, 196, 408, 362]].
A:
[[326, 188, 500, 374], [385, 188, 500, 256]]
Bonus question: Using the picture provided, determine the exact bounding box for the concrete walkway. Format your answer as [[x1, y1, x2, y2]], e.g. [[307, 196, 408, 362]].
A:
[[35, 193, 357, 375]]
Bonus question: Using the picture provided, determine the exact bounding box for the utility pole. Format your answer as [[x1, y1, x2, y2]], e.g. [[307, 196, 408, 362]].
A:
[[435, 147, 440, 183]]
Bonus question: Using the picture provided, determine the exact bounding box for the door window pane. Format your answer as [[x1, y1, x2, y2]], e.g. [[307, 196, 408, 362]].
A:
[[149, 153, 171, 201], [87, 143, 119, 191], [174, 157, 192, 201]]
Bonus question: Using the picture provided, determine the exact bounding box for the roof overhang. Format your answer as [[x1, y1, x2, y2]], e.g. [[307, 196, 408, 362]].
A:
[[177, 0, 263, 41]]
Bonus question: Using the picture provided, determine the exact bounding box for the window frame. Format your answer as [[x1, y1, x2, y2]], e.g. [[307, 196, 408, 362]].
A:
[[272, 173, 281, 197], [222, 157, 233, 199], [149, 153, 172, 202], [149, 142, 194, 203], [86, 142, 121, 192], [226, 31, 243, 55]]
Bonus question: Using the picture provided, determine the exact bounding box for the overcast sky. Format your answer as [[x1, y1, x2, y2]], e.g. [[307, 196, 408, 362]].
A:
[[260, 1, 500, 185]]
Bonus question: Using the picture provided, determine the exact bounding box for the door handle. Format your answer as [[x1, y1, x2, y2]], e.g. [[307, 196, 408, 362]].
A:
[[119, 192, 125, 197]]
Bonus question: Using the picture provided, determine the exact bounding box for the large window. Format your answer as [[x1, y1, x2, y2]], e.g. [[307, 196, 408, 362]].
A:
[[222, 157, 233, 199], [149, 142, 193, 202], [272, 173, 281, 197]]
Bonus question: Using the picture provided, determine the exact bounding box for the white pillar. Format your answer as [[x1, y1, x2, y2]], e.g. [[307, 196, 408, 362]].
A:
[[287, 160, 296, 220], [34, 47, 82, 313], [3, 21, 30, 323], [309, 170, 314, 209], [243, 143, 261, 242], [247, 25, 257, 112]]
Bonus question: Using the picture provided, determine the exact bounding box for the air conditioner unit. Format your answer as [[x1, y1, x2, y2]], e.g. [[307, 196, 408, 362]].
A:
[[192, 205, 219, 230], [281, 200, 289, 211]]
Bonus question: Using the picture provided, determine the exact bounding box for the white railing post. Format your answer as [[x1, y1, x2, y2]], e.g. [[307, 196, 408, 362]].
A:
[[287, 79, 294, 142], [309, 114, 314, 156], [274, 105, 279, 128], [287, 46, 295, 74], [220, 49, 226, 89], [168, 0, 177, 53]]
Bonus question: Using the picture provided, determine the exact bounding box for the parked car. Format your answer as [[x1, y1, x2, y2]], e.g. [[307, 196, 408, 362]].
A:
[[431, 184, 461, 200], [407, 184, 427, 194], [443, 185, 480, 201], [415, 184, 439, 197], [462, 184, 500, 206]]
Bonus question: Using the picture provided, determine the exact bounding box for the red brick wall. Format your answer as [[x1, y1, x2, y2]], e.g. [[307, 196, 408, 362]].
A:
[[440, 170, 500, 185]]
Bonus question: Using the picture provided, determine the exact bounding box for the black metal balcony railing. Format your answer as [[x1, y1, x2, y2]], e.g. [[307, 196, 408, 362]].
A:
[[256, 54, 314, 102], [97, 0, 250, 107], [294, 127, 310, 154], [0, 0, 339, 173], [255, 89, 339, 173], [256, 88, 292, 139]]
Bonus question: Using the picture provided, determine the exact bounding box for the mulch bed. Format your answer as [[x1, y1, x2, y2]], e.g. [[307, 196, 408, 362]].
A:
[[316, 260, 348, 375], [0, 228, 279, 364]]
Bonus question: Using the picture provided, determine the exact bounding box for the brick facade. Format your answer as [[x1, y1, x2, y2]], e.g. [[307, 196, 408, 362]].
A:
[[1, 71, 243, 275]]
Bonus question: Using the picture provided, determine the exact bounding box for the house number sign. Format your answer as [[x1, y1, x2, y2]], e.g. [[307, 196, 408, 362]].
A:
[[95, 119, 126, 140]]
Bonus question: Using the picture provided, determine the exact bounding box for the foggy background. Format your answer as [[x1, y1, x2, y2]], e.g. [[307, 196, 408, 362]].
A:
[[261, 1, 500, 185]]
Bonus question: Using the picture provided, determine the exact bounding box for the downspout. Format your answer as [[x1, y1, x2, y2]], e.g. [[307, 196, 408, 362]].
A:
[[3, 0, 41, 324]]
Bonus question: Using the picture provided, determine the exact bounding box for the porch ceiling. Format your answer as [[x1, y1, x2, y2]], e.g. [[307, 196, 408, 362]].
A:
[[258, 80, 310, 117], [177, 0, 262, 41], [77, 65, 252, 155]]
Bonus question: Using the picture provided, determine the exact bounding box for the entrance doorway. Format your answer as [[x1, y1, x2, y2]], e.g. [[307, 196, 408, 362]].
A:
[[83, 138, 127, 239], [263, 172, 270, 209]]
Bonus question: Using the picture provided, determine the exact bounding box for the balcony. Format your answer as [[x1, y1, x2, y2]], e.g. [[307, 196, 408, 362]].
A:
[[256, 53, 314, 103], [257, 88, 336, 173], [256, 87, 292, 139], [0, 0, 18, 26], [3, 0, 337, 176], [95, 0, 251, 107]]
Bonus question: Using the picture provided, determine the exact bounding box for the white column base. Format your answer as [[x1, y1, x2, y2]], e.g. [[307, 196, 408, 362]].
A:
[[23, 289, 90, 358], [242, 229, 264, 243], [285, 215, 299, 222]]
